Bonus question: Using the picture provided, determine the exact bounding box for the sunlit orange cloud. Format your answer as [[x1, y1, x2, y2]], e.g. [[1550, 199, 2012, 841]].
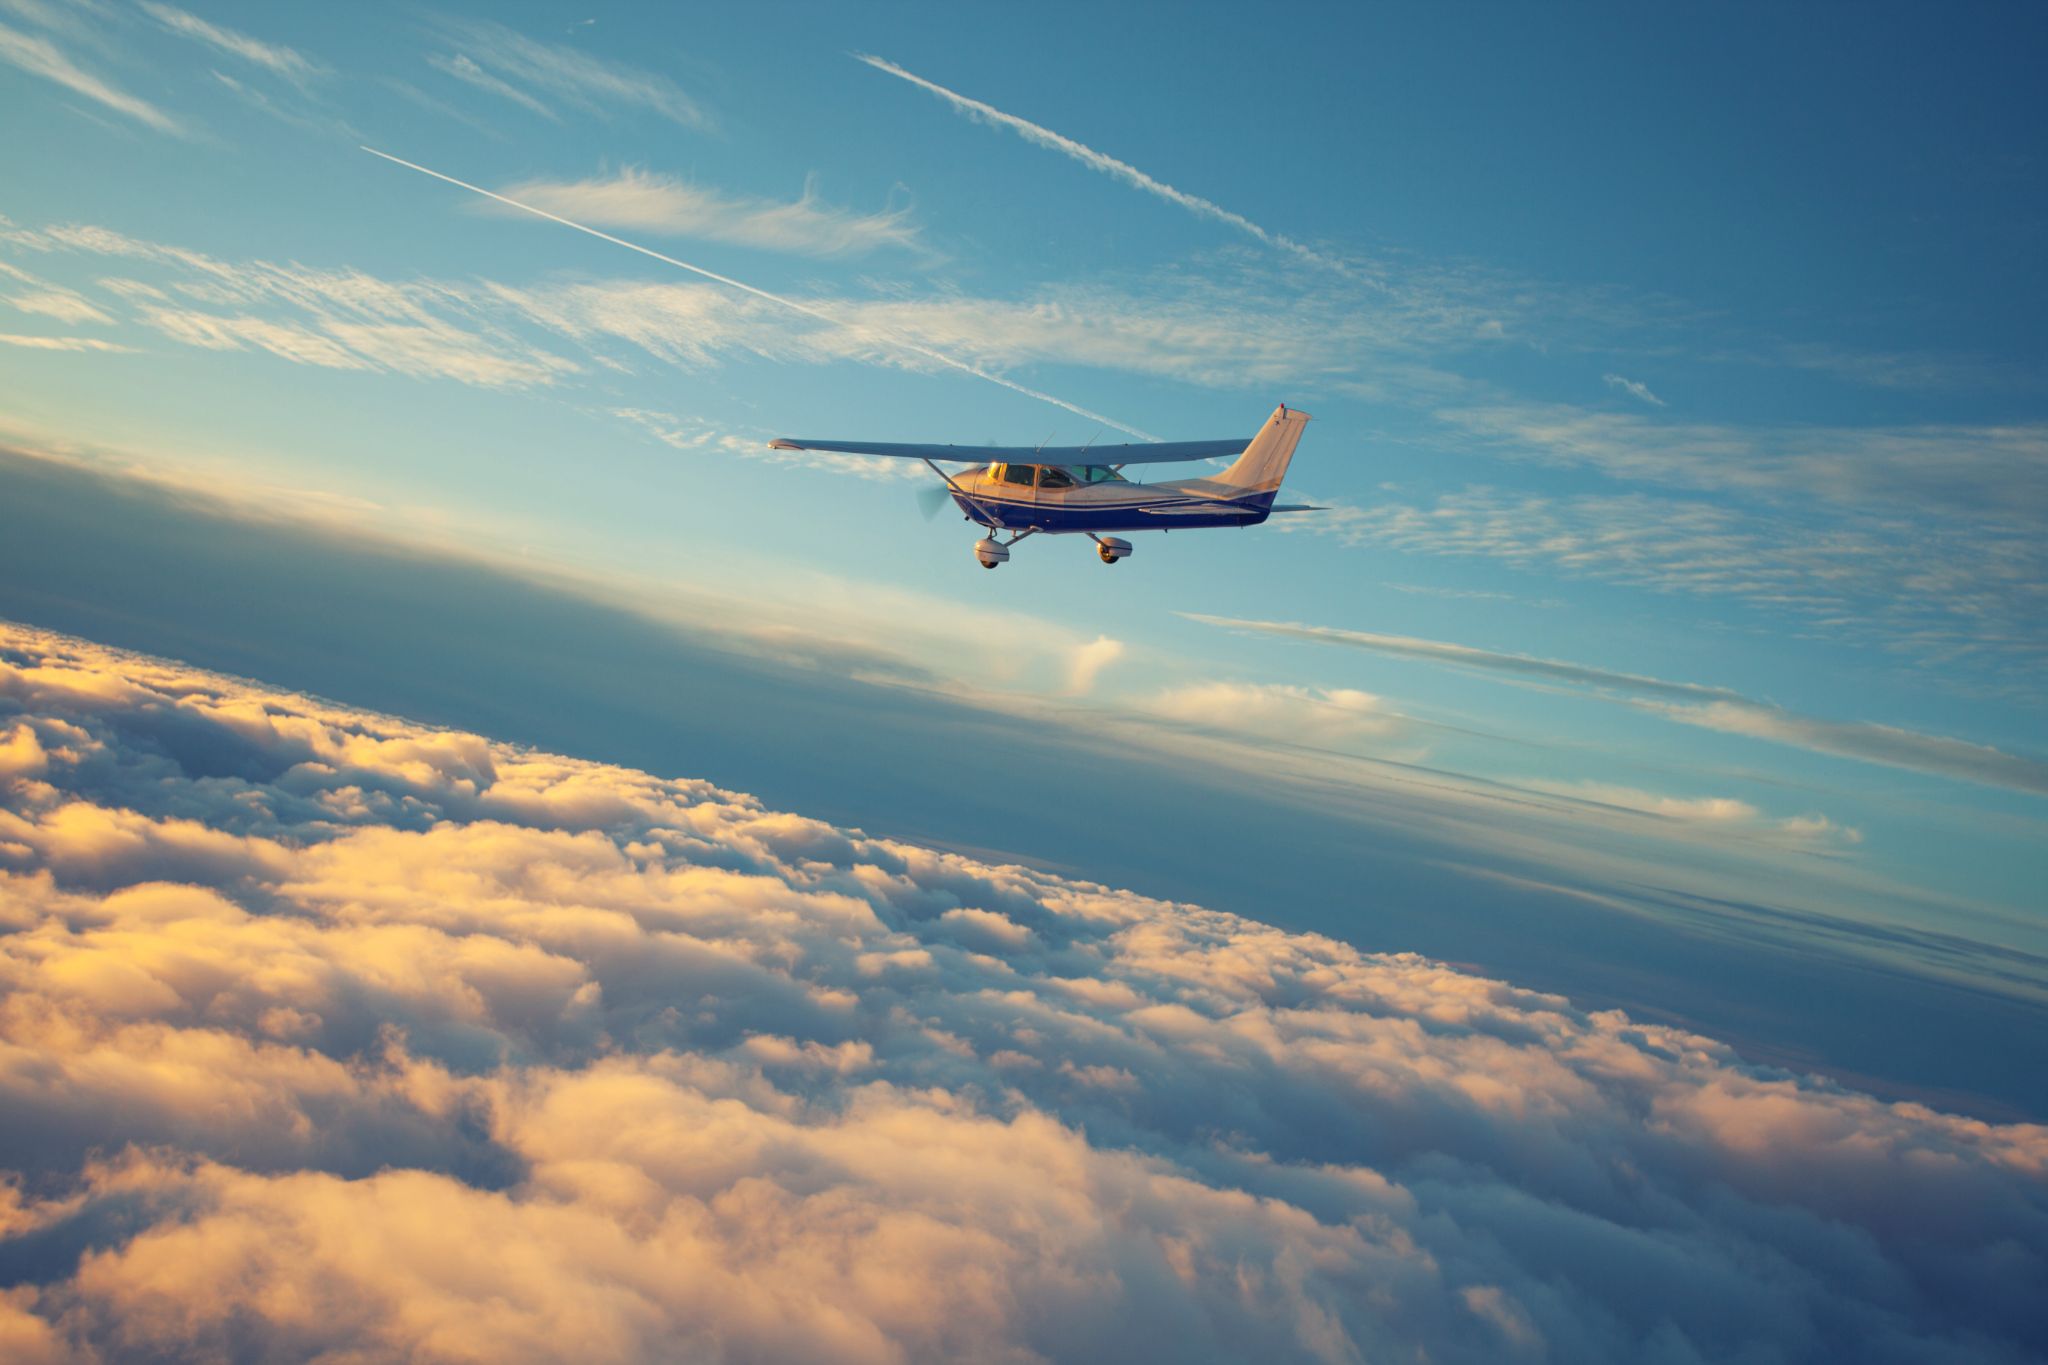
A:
[[0, 622, 2044, 1361]]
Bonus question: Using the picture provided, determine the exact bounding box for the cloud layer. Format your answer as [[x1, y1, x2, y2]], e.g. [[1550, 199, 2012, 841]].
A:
[[0, 622, 2043, 1362]]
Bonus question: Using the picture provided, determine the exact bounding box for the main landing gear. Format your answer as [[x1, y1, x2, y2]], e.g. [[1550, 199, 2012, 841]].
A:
[[973, 531, 1131, 568], [1090, 535, 1132, 565]]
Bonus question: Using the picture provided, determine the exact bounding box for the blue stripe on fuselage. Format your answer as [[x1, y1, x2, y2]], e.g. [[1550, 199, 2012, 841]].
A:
[[952, 488, 1274, 533]]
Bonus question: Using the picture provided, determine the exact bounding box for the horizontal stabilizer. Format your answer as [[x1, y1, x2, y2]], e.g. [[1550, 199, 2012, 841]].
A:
[[1267, 503, 1328, 513]]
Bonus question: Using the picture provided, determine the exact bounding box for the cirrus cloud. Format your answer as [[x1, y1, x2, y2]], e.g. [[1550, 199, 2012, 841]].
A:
[[139, 2, 320, 85], [0, 19, 182, 134], [492, 169, 922, 258], [0, 332, 135, 353], [425, 17, 710, 130]]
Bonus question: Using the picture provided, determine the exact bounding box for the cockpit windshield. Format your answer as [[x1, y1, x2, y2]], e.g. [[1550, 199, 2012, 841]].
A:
[[983, 463, 1125, 486]]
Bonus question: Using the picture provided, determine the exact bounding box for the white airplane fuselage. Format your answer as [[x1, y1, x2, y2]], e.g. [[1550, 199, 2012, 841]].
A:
[[947, 466, 1276, 534]]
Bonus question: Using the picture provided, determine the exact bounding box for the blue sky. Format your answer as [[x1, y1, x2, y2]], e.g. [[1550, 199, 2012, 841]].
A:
[[3, 1, 2044, 1111]]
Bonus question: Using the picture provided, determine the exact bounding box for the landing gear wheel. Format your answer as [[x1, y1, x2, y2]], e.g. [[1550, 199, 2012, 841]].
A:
[[1098, 545, 1118, 564], [980, 558, 999, 569]]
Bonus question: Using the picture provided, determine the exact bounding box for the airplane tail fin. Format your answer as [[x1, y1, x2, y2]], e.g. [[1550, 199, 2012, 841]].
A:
[[1215, 404, 1312, 496]]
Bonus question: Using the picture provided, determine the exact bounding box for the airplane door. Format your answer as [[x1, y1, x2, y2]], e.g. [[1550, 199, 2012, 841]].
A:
[[1035, 465, 1075, 511], [993, 462, 1039, 513]]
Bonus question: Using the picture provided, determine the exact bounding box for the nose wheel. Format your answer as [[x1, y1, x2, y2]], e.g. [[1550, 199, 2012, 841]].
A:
[[972, 534, 1014, 569]]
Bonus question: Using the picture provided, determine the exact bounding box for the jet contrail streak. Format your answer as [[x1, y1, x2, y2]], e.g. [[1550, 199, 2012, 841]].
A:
[[854, 54, 1363, 282], [359, 146, 1156, 440]]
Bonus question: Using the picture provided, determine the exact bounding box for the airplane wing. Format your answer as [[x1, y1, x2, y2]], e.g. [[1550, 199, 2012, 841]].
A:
[[765, 436, 1252, 466]]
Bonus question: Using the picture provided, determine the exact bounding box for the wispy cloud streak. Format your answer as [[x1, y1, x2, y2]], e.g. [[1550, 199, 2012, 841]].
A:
[[1290, 488, 2047, 671], [6, 286, 113, 324], [139, 2, 319, 83], [1187, 613, 2048, 796], [361, 146, 1155, 438], [1438, 402, 2048, 525], [1603, 372, 1665, 406], [855, 53, 1360, 280], [0, 332, 135, 352], [495, 168, 921, 257], [0, 19, 181, 132], [427, 51, 555, 119], [1652, 701, 2048, 799], [1183, 613, 1739, 704], [429, 17, 709, 129]]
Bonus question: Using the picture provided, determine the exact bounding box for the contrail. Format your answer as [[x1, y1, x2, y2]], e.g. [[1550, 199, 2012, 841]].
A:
[[359, 146, 1156, 440], [854, 54, 1361, 281]]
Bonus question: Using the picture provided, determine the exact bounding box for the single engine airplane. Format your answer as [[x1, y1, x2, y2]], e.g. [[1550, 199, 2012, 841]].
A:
[[770, 403, 1322, 567]]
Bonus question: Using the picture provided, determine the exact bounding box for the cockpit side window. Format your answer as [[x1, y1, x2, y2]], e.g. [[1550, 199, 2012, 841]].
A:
[[999, 463, 1037, 486], [1036, 466, 1075, 490], [1078, 466, 1128, 484]]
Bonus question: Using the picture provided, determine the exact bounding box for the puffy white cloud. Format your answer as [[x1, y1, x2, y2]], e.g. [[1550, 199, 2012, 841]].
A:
[[1065, 636, 1125, 697], [0, 621, 2042, 1362]]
